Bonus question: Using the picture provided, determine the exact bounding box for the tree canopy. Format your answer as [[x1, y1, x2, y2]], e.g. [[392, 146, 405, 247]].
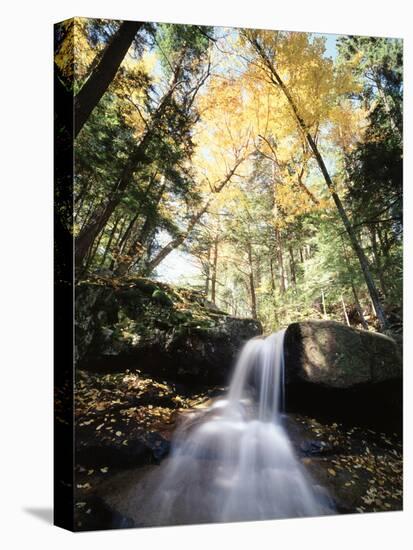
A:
[[55, 18, 403, 333]]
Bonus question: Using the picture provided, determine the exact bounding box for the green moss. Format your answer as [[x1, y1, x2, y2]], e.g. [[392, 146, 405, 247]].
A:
[[151, 289, 174, 307]]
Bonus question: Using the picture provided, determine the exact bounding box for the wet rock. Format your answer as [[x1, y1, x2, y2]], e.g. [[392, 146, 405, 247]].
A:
[[299, 439, 333, 456], [85, 414, 402, 529]]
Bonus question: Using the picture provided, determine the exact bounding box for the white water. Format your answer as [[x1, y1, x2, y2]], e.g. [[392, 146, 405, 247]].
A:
[[139, 330, 333, 525]]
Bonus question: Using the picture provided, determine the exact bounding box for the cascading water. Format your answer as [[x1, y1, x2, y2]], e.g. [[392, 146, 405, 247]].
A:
[[137, 330, 333, 526]]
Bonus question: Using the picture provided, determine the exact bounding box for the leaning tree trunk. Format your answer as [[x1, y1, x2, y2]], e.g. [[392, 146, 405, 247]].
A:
[[309, 140, 388, 329], [74, 21, 143, 137], [100, 216, 121, 267], [115, 179, 167, 275], [74, 138, 151, 269], [251, 42, 389, 331], [75, 57, 188, 269], [143, 158, 245, 275], [341, 294, 350, 326]]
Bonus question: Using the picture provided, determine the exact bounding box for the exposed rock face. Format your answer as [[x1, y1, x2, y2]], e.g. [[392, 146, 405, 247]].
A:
[[284, 320, 402, 387], [284, 321, 402, 431], [75, 277, 262, 385]]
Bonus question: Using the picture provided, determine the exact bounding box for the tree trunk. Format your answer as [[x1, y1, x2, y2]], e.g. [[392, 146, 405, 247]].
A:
[[247, 242, 257, 319], [75, 59, 187, 269], [84, 226, 104, 273], [74, 21, 143, 137], [351, 283, 369, 330], [276, 229, 286, 294], [117, 212, 141, 256], [321, 289, 327, 319], [108, 218, 127, 270], [74, 145, 147, 268], [252, 44, 389, 331], [116, 175, 159, 261], [144, 158, 245, 274], [377, 225, 390, 260], [204, 245, 211, 298], [116, 180, 167, 275], [100, 216, 120, 267], [77, 197, 97, 233], [370, 226, 387, 298], [269, 257, 276, 292], [210, 234, 219, 304], [118, 215, 154, 275], [289, 246, 296, 286], [341, 294, 350, 326]]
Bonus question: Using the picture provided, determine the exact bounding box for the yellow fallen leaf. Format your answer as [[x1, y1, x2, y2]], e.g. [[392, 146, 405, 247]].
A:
[[328, 468, 336, 476]]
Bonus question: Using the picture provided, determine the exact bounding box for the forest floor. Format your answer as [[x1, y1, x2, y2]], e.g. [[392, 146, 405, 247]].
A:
[[73, 369, 224, 530], [72, 369, 402, 530]]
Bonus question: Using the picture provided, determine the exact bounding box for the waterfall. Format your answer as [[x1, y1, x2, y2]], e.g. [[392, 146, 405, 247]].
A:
[[138, 330, 334, 526]]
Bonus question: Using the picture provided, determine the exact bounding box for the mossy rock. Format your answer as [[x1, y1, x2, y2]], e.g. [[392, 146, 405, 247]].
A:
[[284, 320, 402, 388], [75, 278, 263, 384], [151, 289, 174, 307]]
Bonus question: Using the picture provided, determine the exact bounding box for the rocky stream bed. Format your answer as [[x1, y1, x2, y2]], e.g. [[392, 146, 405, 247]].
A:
[[67, 277, 402, 530]]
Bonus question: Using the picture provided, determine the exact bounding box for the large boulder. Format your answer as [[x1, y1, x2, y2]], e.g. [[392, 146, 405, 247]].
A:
[[284, 321, 402, 431], [284, 320, 402, 387], [75, 276, 262, 385]]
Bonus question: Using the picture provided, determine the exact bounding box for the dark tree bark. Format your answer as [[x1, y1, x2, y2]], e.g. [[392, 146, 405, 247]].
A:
[[100, 216, 121, 267], [83, 226, 104, 273], [117, 215, 153, 275], [78, 197, 97, 233], [108, 218, 128, 270], [74, 21, 143, 137], [75, 57, 189, 269], [321, 289, 327, 319], [370, 226, 388, 298], [114, 173, 160, 265], [115, 179, 167, 275], [117, 212, 141, 256]]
